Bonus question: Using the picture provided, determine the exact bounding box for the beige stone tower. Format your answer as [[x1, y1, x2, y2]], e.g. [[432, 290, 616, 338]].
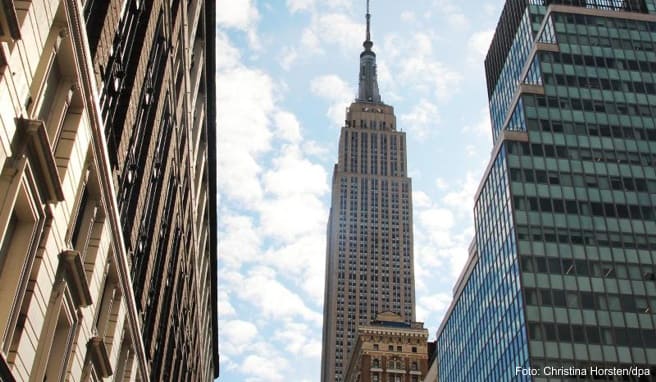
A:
[[321, 2, 416, 380]]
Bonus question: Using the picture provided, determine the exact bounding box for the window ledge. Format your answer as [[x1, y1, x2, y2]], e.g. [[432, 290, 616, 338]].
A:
[[14, 118, 64, 202], [59, 250, 92, 307], [86, 336, 113, 378], [0, 0, 20, 41], [0, 352, 15, 382]]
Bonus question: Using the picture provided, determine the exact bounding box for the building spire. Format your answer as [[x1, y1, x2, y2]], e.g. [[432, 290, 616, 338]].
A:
[[357, 0, 381, 103], [366, 0, 371, 45]]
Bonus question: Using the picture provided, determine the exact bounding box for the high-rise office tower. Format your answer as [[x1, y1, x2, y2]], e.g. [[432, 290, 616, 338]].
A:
[[437, 1, 656, 381], [321, 3, 416, 381], [0, 0, 218, 380]]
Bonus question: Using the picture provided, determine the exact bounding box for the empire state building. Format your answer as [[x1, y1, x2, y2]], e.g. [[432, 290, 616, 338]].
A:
[[321, 3, 416, 381]]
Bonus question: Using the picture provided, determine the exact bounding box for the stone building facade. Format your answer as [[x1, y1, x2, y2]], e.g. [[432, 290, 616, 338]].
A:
[[343, 313, 428, 382], [0, 0, 217, 380]]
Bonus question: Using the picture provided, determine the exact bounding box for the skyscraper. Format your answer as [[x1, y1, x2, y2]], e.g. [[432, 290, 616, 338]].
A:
[[437, 1, 656, 380], [0, 0, 218, 380], [322, 3, 416, 381]]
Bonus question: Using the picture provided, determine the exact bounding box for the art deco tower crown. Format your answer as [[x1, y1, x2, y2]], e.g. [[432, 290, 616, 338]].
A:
[[357, 0, 382, 103]]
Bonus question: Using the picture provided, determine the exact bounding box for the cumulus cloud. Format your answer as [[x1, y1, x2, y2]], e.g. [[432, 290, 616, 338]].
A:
[[216, 31, 242, 70], [217, 67, 274, 206], [217, 20, 331, 381], [416, 292, 452, 323], [222, 320, 259, 356], [400, 99, 440, 139], [216, 0, 261, 49], [227, 267, 323, 325], [279, 46, 299, 70], [274, 322, 322, 357], [242, 353, 288, 382], [311, 74, 353, 126], [218, 290, 236, 317], [467, 29, 495, 65], [265, 233, 327, 305], [287, 0, 315, 14], [274, 111, 302, 143], [301, 28, 322, 54], [219, 214, 262, 269], [443, 172, 480, 215], [401, 57, 462, 101], [432, 0, 470, 30], [310, 13, 362, 52]]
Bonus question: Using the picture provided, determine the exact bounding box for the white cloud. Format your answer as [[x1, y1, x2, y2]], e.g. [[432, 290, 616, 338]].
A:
[[219, 214, 262, 269], [265, 233, 326, 305], [242, 354, 288, 382], [217, 67, 274, 206], [274, 111, 302, 143], [413, 191, 432, 209], [418, 207, 455, 247], [216, 31, 242, 70], [259, 194, 327, 242], [218, 290, 236, 317], [258, 145, 328, 242], [395, 33, 463, 101], [467, 29, 495, 65], [228, 267, 323, 325], [311, 74, 353, 126], [274, 322, 322, 357], [435, 178, 448, 190], [279, 46, 298, 70], [222, 320, 259, 356], [263, 145, 327, 197], [416, 292, 452, 323], [301, 28, 323, 53], [287, 0, 315, 13], [400, 99, 440, 139], [310, 13, 362, 52], [400, 56, 463, 101], [216, 0, 261, 49], [216, 0, 259, 30], [302, 140, 329, 158], [443, 172, 479, 215], [432, 0, 470, 30]]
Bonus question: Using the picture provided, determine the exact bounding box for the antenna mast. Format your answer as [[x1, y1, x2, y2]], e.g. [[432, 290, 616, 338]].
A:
[[366, 0, 371, 42]]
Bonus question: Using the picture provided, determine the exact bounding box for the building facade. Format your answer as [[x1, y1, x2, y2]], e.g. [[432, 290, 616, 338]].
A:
[[423, 341, 437, 382], [0, 0, 218, 380], [437, 1, 656, 381], [343, 312, 428, 382], [321, 5, 417, 382]]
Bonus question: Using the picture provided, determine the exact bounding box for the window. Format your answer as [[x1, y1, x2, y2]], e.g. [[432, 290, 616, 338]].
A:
[[41, 300, 77, 381], [0, 176, 44, 359]]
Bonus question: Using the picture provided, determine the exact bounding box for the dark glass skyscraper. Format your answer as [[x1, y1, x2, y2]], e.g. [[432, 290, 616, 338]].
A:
[[437, 1, 656, 381], [321, 3, 417, 382]]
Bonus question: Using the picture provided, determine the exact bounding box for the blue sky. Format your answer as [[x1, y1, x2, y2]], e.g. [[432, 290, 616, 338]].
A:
[[216, 0, 505, 380]]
